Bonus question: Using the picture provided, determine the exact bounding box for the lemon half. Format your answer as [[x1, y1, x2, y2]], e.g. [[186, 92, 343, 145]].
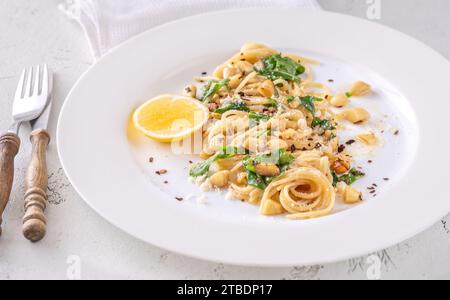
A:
[[133, 94, 209, 142]]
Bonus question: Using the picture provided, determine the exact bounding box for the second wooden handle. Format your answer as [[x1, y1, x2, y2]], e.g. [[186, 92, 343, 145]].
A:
[[0, 133, 20, 236], [23, 129, 50, 242]]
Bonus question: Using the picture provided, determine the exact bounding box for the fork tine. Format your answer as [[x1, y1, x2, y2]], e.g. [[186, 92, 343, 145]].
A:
[[33, 65, 41, 96], [14, 69, 26, 99], [41, 64, 49, 97], [24, 67, 33, 98]]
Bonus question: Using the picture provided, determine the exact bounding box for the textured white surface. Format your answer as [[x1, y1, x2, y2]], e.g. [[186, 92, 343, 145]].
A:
[[0, 0, 449, 280]]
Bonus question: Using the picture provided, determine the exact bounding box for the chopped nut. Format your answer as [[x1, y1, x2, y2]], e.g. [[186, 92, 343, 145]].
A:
[[207, 103, 219, 112], [156, 169, 168, 175], [183, 85, 197, 98], [209, 170, 230, 188], [343, 186, 363, 204], [237, 172, 248, 185], [338, 107, 370, 124], [358, 132, 378, 145], [330, 93, 349, 107], [332, 160, 350, 174], [255, 163, 281, 177], [348, 81, 371, 97]]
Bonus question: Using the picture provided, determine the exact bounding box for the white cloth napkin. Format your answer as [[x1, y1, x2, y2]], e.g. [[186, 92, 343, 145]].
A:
[[60, 0, 321, 59]]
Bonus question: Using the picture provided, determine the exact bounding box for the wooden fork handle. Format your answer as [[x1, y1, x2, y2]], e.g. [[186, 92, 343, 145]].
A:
[[0, 132, 21, 236], [23, 129, 50, 242]]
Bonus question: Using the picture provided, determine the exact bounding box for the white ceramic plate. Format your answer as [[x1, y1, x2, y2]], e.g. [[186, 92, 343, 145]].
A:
[[57, 8, 450, 266]]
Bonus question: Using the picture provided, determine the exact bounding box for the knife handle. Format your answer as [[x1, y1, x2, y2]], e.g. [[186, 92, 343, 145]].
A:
[[0, 132, 20, 236], [23, 129, 50, 242]]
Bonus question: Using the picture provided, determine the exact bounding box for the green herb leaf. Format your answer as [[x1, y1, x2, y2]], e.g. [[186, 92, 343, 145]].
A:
[[248, 112, 270, 128], [242, 149, 294, 190], [287, 96, 296, 103], [246, 171, 267, 190], [311, 118, 336, 131], [333, 168, 365, 186], [256, 54, 305, 82], [201, 79, 229, 101], [189, 146, 244, 177], [300, 96, 323, 116], [215, 101, 249, 114], [278, 149, 295, 167], [189, 157, 216, 178], [264, 98, 279, 108], [242, 156, 257, 173], [332, 172, 340, 187]]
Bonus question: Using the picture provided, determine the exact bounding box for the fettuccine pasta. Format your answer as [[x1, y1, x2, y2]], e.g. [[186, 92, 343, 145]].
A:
[[178, 43, 374, 220]]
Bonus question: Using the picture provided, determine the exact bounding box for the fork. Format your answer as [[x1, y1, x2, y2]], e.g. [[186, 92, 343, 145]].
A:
[[0, 65, 50, 235]]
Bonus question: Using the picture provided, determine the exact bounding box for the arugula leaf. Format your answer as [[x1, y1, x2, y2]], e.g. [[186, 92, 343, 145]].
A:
[[248, 112, 270, 128], [201, 79, 229, 101], [311, 118, 336, 131], [246, 170, 267, 190], [215, 101, 249, 114], [189, 146, 244, 177], [249, 149, 294, 166], [264, 98, 287, 114], [287, 96, 296, 103], [332, 172, 340, 187], [300, 96, 323, 116], [264, 98, 279, 108], [278, 149, 295, 167], [332, 168, 365, 186], [242, 156, 256, 172], [242, 156, 267, 190], [256, 54, 306, 82], [242, 149, 294, 190]]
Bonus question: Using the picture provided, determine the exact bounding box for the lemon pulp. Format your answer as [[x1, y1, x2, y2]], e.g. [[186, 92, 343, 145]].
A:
[[133, 95, 209, 142]]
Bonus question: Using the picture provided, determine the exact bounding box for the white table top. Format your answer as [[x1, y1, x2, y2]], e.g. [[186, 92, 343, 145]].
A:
[[0, 0, 449, 280]]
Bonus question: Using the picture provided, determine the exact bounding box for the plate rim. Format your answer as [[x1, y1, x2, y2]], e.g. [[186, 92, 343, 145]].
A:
[[57, 8, 450, 267]]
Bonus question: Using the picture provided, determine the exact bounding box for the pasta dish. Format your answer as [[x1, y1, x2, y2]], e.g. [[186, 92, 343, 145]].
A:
[[152, 43, 376, 220]]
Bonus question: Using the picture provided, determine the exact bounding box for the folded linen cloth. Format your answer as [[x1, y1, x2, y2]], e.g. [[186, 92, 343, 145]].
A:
[[59, 0, 321, 59]]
